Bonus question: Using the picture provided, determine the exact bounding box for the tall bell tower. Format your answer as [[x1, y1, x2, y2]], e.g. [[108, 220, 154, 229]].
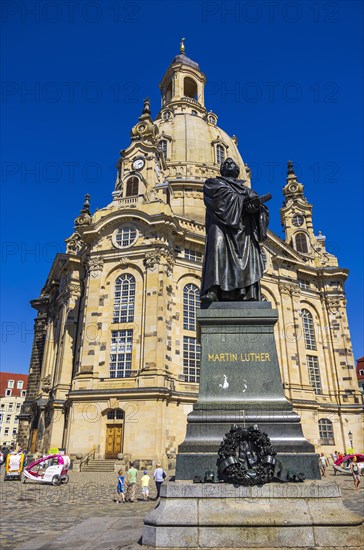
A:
[[159, 38, 206, 113], [280, 161, 338, 267]]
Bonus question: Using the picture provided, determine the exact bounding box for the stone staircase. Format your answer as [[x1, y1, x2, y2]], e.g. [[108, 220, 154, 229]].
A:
[[81, 458, 115, 472]]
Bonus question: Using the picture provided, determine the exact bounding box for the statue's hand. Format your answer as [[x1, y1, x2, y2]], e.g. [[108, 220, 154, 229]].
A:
[[246, 202, 260, 214]]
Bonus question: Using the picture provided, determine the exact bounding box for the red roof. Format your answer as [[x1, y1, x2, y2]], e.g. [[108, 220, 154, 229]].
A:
[[0, 372, 28, 398]]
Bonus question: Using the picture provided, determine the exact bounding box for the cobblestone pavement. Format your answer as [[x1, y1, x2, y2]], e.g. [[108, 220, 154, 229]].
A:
[[0, 467, 362, 550]]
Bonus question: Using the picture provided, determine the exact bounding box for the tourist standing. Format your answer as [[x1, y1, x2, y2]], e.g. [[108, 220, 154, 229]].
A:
[[350, 457, 361, 491], [125, 462, 138, 502], [153, 463, 166, 499], [319, 453, 328, 477], [141, 470, 150, 500]]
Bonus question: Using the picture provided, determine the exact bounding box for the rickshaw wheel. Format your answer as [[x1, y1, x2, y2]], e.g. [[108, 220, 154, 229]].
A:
[[52, 475, 61, 486], [61, 475, 69, 484]]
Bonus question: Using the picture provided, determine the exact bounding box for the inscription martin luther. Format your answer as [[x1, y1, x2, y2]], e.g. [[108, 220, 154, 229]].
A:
[[207, 353, 271, 362]]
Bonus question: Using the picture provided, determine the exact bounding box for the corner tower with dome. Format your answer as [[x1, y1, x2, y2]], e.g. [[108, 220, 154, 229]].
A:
[[17, 45, 363, 467]]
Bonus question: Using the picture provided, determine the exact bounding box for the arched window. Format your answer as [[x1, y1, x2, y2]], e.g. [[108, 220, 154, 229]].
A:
[[359, 369, 364, 376], [126, 177, 139, 197], [183, 283, 200, 331], [113, 274, 135, 323], [295, 232, 309, 253], [307, 355, 322, 395], [301, 309, 316, 350], [158, 140, 168, 160], [319, 418, 335, 445], [182, 283, 201, 382], [216, 144, 225, 165], [165, 81, 172, 103], [184, 77, 197, 99]]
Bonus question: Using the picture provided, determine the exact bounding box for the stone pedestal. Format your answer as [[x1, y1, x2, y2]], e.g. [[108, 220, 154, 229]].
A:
[[142, 482, 363, 549], [176, 303, 320, 481]]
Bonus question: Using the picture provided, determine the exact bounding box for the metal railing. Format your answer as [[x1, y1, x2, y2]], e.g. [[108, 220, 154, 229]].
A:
[[79, 445, 96, 471]]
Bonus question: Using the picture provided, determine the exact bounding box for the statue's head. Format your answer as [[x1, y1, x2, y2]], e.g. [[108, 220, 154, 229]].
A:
[[220, 158, 240, 178]]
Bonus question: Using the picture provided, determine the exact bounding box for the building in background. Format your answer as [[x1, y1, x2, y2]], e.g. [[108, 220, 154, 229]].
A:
[[17, 45, 363, 466], [356, 357, 364, 401], [0, 373, 28, 447]]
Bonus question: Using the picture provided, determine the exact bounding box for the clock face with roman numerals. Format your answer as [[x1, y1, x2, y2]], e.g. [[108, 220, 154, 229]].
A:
[[133, 158, 145, 171]]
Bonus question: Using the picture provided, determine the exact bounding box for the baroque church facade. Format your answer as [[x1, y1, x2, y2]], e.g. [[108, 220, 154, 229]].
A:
[[18, 46, 363, 465]]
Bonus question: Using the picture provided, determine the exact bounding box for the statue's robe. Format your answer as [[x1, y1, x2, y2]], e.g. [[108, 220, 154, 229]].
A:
[[201, 176, 269, 298]]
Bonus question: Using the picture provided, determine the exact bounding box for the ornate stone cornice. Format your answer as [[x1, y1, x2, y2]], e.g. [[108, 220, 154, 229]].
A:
[[278, 282, 300, 297], [87, 256, 104, 279], [325, 296, 346, 312], [63, 282, 82, 307], [65, 232, 84, 255], [31, 296, 50, 316], [144, 247, 175, 275]]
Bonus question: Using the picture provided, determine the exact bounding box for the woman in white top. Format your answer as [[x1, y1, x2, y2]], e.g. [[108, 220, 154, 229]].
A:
[[153, 463, 166, 499]]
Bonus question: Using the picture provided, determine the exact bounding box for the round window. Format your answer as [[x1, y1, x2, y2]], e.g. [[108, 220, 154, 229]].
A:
[[113, 226, 138, 249]]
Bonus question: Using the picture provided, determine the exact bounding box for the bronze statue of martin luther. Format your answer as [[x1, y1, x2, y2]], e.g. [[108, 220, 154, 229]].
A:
[[201, 158, 271, 305]]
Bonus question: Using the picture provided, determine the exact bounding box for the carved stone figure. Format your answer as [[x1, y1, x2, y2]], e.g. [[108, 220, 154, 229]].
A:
[[201, 158, 270, 304]]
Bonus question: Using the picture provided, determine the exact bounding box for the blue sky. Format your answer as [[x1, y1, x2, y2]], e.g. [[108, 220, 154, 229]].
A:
[[1, 0, 363, 373]]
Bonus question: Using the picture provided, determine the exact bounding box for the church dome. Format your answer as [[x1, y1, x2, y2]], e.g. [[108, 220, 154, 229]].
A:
[[154, 110, 248, 182]]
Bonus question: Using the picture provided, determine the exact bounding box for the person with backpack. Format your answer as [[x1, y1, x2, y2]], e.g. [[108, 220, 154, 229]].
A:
[[153, 463, 166, 499]]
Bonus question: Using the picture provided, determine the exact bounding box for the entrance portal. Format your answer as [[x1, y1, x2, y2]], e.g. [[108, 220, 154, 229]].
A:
[[104, 409, 124, 459], [105, 425, 123, 458]]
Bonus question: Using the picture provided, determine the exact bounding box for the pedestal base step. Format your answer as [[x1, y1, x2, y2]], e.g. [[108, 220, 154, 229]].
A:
[[142, 482, 363, 549]]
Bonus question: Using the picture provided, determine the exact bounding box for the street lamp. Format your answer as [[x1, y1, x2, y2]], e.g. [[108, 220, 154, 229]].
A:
[[348, 431, 353, 449]]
